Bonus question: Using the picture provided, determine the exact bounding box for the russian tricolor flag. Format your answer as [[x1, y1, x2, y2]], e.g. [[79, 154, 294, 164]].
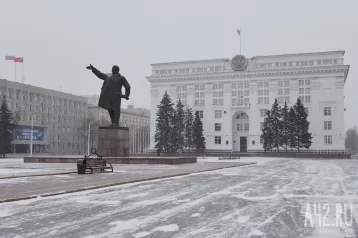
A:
[[14, 57, 24, 63], [5, 55, 15, 61]]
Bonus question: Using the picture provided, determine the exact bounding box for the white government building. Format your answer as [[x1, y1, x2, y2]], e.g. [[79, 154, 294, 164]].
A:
[[147, 51, 350, 153]]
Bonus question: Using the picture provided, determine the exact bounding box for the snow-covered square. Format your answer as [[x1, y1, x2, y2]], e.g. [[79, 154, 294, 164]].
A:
[[0, 157, 358, 237]]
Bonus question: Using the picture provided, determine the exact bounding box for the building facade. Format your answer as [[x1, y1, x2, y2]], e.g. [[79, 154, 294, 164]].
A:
[[88, 105, 150, 154], [0, 79, 88, 153], [147, 51, 350, 153]]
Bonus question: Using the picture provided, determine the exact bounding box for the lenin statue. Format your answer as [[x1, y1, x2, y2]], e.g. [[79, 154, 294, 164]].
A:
[[86, 64, 131, 127]]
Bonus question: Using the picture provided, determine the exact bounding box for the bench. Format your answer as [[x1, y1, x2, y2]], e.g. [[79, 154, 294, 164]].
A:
[[84, 158, 113, 174], [78, 149, 113, 174]]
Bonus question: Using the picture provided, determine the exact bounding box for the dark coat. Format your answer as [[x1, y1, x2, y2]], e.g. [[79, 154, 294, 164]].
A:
[[92, 67, 131, 111]]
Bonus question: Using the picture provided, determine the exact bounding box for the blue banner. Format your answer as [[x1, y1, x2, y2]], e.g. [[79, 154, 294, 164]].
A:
[[13, 126, 44, 141]]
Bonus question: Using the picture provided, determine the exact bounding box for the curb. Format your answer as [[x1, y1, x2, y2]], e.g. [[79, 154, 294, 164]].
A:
[[0, 172, 77, 180], [0, 162, 255, 203]]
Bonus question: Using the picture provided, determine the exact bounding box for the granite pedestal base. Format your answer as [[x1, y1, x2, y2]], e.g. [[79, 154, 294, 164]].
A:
[[98, 127, 129, 157]]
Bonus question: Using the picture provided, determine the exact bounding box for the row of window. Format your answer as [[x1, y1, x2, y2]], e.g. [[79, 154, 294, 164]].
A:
[[256, 59, 339, 69], [214, 135, 333, 146], [154, 66, 226, 75]]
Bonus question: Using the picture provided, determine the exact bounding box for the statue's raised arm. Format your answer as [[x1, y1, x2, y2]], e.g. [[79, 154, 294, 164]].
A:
[[86, 64, 107, 80]]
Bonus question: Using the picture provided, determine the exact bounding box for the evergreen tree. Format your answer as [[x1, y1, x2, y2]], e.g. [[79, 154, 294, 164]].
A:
[[0, 96, 17, 157], [173, 99, 185, 153], [345, 127, 358, 154], [270, 98, 282, 152], [261, 110, 273, 152], [154, 91, 176, 155], [192, 111, 206, 153], [184, 107, 194, 152], [287, 107, 297, 151], [280, 101, 289, 152], [293, 98, 312, 151]]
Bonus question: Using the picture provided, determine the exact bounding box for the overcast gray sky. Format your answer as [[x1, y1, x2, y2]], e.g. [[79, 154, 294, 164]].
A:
[[0, 0, 357, 129]]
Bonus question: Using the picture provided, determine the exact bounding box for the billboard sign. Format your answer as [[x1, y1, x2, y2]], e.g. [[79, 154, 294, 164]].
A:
[[13, 126, 44, 141]]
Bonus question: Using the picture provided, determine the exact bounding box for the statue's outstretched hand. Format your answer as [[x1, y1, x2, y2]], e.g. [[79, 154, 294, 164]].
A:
[[125, 97, 129, 100], [86, 64, 93, 70]]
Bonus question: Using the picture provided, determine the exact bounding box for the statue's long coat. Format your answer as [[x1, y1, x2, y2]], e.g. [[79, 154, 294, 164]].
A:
[[91, 67, 131, 111]]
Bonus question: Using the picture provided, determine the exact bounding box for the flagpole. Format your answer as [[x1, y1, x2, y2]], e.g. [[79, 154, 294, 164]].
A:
[[14, 61, 17, 82], [22, 62, 24, 84], [240, 28, 242, 55]]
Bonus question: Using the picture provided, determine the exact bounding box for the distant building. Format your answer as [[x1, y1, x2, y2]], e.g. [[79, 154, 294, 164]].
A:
[[0, 79, 88, 153], [87, 105, 150, 154], [147, 51, 349, 153], [82, 94, 100, 106]]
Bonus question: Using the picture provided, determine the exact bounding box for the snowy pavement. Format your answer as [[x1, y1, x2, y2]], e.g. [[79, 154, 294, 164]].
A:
[[1, 158, 358, 237], [0, 159, 76, 178]]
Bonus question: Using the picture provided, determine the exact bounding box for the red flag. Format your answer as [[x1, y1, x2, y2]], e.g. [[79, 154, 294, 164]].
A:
[[14, 57, 24, 63]]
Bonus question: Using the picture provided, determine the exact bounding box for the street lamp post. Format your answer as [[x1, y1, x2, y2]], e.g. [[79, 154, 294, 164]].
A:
[[87, 121, 96, 155], [30, 112, 46, 157]]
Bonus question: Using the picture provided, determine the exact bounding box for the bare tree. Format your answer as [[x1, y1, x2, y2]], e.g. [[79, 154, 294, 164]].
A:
[[345, 127, 358, 154]]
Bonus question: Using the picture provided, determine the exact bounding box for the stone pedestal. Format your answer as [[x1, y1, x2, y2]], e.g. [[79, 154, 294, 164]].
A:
[[98, 127, 129, 157]]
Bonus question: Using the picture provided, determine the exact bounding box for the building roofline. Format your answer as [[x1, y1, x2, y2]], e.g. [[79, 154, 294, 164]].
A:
[[251, 50, 345, 59], [0, 78, 88, 102], [150, 58, 230, 66], [150, 51, 346, 66]]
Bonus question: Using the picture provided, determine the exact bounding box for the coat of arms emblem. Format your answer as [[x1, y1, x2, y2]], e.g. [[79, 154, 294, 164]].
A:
[[231, 55, 248, 71]]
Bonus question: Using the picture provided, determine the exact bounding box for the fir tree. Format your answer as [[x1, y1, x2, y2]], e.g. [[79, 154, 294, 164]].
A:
[[261, 110, 273, 152], [280, 101, 289, 152], [173, 99, 185, 153], [293, 98, 312, 151], [154, 91, 176, 155], [270, 98, 282, 152], [287, 107, 297, 151], [184, 107, 194, 152], [0, 96, 17, 157], [192, 111, 206, 153]]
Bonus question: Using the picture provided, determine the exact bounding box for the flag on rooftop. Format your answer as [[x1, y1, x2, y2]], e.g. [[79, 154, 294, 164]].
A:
[[14, 57, 24, 63], [237, 29, 241, 36], [5, 55, 16, 60]]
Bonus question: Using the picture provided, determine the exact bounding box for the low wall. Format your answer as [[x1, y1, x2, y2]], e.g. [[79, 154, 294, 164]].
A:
[[24, 156, 197, 165], [262, 153, 351, 159]]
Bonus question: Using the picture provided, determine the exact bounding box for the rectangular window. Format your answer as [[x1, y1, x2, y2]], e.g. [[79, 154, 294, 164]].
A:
[[237, 124, 242, 131], [244, 123, 249, 131], [215, 123, 221, 131], [264, 81, 269, 87], [299, 88, 304, 94], [305, 79, 311, 85], [305, 88, 311, 94], [258, 97, 263, 104], [324, 121, 332, 130], [299, 80, 304, 86], [215, 136, 221, 144], [215, 110, 222, 118], [258, 90, 263, 96], [324, 135, 332, 144], [196, 110, 203, 119], [244, 90, 249, 96], [258, 82, 263, 88], [264, 89, 269, 95], [324, 107, 331, 116], [264, 97, 269, 104], [260, 109, 267, 117], [305, 95, 311, 103], [284, 88, 290, 95], [278, 81, 283, 87], [284, 81, 290, 87], [299, 96, 305, 102], [278, 89, 283, 95], [305, 107, 309, 116], [260, 138, 263, 144], [260, 122, 264, 131]]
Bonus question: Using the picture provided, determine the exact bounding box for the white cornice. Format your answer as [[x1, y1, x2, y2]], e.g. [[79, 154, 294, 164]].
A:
[[147, 65, 350, 83]]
